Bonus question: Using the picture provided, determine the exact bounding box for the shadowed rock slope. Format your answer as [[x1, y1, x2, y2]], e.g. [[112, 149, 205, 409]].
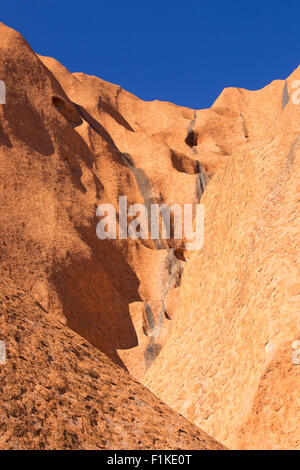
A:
[[0, 274, 225, 450]]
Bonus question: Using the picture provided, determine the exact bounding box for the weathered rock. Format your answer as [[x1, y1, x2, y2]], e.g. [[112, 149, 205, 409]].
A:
[[0, 21, 299, 450], [0, 22, 252, 379], [0, 273, 225, 450], [144, 67, 300, 450], [0, 22, 206, 377]]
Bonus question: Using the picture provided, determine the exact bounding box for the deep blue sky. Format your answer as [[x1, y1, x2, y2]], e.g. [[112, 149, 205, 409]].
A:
[[1, 0, 299, 109]]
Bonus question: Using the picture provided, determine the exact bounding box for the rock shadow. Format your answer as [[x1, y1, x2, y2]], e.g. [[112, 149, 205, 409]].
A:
[[50, 219, 141, 369]]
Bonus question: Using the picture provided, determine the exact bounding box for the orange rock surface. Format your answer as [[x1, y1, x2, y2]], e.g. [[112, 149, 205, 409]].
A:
[[0, 273, 225, 449], [0, 20, 299, 450], [0, 21, 252, 380], [144, 68, 300, 449], [0, 22, 212, 379], [0, 22, 226, 450]]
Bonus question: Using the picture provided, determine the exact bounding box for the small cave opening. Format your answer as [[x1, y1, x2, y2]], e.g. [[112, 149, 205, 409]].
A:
[[52, 96, 65, 111], [52, 96, 82, 127], [185, 130, 198, 148]]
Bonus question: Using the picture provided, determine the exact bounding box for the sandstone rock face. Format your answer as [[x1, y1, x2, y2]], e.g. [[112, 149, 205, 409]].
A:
[[0, 22, 227, 450], [144, 68, 300, 449], [0, 22, 256, 380], [0, 22, 189, 378], [0, 22, 224, 380], [0, 273, 225, 450], [0, 21, 299, 450]]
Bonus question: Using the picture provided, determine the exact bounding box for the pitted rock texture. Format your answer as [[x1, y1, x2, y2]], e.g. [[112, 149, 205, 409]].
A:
[[144, 67, 300, 450], [0, 274, 225, 450]]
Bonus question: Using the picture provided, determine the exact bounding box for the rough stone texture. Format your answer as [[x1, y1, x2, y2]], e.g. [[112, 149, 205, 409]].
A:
[[0, 21, 299, 450], [0, 21, 256, 381], [0, 22, 219, 379], [0, 273, 225, 450], [0, 22, 227, 451], [0, 21, 266, 380], [144, 67, 300, 450]]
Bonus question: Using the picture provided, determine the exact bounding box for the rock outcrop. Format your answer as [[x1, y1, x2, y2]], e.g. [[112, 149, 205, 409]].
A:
[[0, 21, 299, 450], [0, 22, 214, 379], [0, 22, 227, 451]]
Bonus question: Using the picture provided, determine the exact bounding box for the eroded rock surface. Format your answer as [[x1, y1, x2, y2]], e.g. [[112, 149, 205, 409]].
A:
[[144, 68, 300, 450], [0, 273, 225, 450], [0, 22, 220, 378], [0, 21, 299, 450]]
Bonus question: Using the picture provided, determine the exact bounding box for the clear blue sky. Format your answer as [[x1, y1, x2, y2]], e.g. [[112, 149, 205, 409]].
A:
[[1, 0, 299, 109]]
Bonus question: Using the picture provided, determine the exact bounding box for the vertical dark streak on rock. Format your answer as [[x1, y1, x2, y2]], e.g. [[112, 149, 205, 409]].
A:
[[240, 112, 249, 139], [196, 160, 207, 201], [115, 86, 122, 111], [281, 81, 290, 110], [144, 302, 155, 332], [119, 117, 208, 371]]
